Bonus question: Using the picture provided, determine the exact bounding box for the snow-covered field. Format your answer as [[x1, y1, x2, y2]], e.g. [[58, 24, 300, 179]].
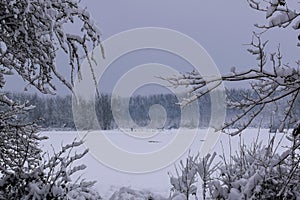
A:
[[40, 129, 290, 199]]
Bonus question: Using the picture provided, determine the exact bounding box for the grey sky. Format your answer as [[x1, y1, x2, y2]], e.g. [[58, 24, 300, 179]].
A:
[[6, 0, 299, 95]]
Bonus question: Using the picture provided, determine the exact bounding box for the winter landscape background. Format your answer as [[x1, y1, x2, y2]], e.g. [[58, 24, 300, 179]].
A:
[[7, 90, 300, 131], [1, 0, 300, 199]]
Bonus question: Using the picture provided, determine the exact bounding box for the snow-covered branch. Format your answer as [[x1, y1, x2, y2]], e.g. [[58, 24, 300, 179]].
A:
[[0, 1, 102, 198], [0, 0, 102, 95], [166, 33, 300, 135], [248, 0, 300, 43]]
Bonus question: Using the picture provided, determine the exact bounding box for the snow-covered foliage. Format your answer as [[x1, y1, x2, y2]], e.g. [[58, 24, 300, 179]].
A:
[[0, 0, 102, 198], [0, 123, 101, 199], [171, 131, 300, 199], [109, 187, 167, 200], [206, 132, 300, 199], [169, 153, 220, 200], [0, 0, 102, 94], [169, 154, 198, 200], [0, 107, 101, 198], [247, 0, 299, 30], [196, 152, 219, 200], [0, 100, 43, 173]]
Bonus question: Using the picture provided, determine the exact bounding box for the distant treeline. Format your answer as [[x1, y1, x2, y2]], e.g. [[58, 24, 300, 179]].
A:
[[5, 89, 299, 130]]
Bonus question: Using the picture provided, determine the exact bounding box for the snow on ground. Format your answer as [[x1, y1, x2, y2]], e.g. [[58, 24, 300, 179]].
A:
[[40, 128, 290, 199]]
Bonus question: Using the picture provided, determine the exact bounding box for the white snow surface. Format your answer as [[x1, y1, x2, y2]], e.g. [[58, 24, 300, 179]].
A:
[[40, 128, 289, 199]]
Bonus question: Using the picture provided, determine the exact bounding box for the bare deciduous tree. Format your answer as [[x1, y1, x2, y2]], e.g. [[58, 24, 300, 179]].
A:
[[166, 0, 300, 136]]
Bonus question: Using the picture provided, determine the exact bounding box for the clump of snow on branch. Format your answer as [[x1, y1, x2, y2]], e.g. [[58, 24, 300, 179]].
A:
[[248, 0, 300, 44]]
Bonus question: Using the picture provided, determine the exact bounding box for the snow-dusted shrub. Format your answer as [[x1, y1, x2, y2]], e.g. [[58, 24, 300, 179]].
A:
[[169, 153, 218, 200], [109, 187, 167, 200], [0, 100, 44, 173], [0, 103, 101, 199], [206, 132, 300, 200], [170, 130, 300, 199], [169, 154, 200, 200]]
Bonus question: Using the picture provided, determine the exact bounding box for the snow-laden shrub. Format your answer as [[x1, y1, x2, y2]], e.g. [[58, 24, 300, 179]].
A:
[[109, 187, 167, 200], [0, 139, 102, 199], [0, 99, 101, 199], [169, 154, 198, 200], [169, 153, 218, 200], [207, 132, 300, 200], [171, 130, 300, 199]]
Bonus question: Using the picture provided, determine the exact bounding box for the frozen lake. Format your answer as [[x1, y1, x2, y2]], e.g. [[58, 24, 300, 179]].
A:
[[40, 129, 290, 199]]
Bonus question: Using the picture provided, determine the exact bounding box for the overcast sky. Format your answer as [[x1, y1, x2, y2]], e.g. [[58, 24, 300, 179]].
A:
[[6, 0, 299, 95]]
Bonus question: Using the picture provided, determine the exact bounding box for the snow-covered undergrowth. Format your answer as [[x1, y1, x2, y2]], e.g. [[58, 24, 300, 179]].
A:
[[168, 129, 300, 199], [109, 187, 168, 200], [41, 129, 291, 199]]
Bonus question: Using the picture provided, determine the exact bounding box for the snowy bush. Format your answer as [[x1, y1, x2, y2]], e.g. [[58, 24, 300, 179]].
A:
[[171, 131, 300, 199], [169, 154, 198, 200], [169, 153, 219, 200], [109, 187, 167, 200], [205, 132, 300, 199], [0, 108, 101, 199]]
